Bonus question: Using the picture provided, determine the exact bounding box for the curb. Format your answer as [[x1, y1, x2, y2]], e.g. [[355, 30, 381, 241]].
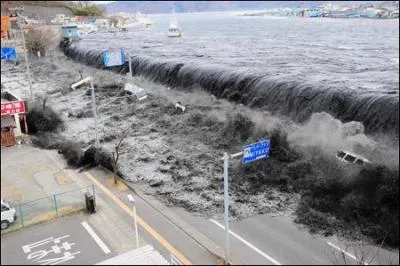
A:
[[98, 166, 239, 264]]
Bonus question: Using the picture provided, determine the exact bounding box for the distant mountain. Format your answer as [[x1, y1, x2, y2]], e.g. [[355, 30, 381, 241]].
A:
[[101, 1, 335, 15]]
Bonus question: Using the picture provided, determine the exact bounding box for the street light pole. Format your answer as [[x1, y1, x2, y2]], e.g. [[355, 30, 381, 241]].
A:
[[127, 194, 139, 248], [90, 78, 99, 148], [11, 7, 33, 98], [128, 51, 132, 78], [223, 152, 230, 265], [19, 20, 33, 98], [221, 151, 243, 265], [71, 77, 99, 148]]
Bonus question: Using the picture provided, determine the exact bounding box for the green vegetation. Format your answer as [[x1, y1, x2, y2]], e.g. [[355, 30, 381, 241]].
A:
[[67, 2, 105, 17]]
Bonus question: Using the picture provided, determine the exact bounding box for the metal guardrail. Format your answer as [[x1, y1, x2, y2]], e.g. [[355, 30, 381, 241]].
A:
[[1, 185, 95, 235]]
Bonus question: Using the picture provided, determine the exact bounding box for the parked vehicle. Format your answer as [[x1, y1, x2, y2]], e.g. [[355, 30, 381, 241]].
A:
[[1, 199, 16, 230]]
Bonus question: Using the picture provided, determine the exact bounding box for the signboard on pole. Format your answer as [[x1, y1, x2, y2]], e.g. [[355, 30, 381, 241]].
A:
[[102, 49, 125, 67], [242, 139, 270, 164], [1, 101, 26, 115], [1, 47, 17, 60]]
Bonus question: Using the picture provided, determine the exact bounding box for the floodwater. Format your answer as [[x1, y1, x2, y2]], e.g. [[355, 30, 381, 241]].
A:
[[66, 12, 399, 137]]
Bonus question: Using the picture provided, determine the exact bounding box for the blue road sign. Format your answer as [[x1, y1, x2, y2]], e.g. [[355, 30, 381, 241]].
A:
[[242, 139, 270, 164], [1, 48, 17, 61], [102, 49, 125, 67]]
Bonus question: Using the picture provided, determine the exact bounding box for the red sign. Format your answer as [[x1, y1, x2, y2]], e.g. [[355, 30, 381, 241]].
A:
[[1, 101, 26, 115]]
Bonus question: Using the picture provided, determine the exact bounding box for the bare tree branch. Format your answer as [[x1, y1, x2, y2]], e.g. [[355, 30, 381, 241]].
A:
[[110, 127, 131, 184]]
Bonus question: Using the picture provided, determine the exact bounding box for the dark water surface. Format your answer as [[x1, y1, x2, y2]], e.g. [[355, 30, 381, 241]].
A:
[[65, 12, 399, 137]]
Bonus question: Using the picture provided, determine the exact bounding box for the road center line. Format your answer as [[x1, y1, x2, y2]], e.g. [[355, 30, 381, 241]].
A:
[[84, 171, 192, 265], [81, 221, 111, 254], [327, 241, 368, 265], [209, 218, 281, 265]]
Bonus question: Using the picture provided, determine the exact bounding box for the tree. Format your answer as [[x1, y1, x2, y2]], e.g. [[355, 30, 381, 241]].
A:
[[68, 2, 105, 17], [38, 93, 48, 110], [110, 128, 130, 185]]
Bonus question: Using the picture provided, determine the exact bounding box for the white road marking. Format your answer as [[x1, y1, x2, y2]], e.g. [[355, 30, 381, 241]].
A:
[[81, 221, 111, 254], [327, 241, 368, 265], [209, 219, 281, 265]]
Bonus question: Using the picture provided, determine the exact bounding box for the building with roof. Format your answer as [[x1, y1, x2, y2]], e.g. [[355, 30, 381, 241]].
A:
[[1, 90, 28, 147]]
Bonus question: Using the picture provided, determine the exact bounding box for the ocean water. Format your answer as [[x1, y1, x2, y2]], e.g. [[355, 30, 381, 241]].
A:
[[65, 12, 399, 137], [80, 12, 399, 93]]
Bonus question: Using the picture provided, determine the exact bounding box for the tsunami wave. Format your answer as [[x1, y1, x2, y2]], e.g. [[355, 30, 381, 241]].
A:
[[61, 42, 399, 139]]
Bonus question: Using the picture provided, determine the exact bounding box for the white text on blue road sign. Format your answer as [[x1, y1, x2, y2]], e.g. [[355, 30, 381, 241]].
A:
[[242, 139, 270, 164], [103, 49, 125, 67]]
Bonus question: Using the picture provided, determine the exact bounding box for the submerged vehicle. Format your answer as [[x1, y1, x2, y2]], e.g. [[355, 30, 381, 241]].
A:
[[124, 83, 148, 101], [336, 150, 372, 166]]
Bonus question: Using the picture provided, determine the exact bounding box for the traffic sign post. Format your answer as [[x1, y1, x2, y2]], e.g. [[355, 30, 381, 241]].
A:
[[221, 139, 270, 264], [128, 51, 132, 78]]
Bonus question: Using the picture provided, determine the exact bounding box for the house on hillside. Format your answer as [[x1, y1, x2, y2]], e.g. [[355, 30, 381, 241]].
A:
[[76, 16, 97, 24]]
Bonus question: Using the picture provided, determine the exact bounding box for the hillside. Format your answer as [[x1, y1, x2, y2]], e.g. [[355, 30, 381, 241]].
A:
[[102, 1, 324, 14], [1, 1, 74, 17], [102, 1, 399, 14]]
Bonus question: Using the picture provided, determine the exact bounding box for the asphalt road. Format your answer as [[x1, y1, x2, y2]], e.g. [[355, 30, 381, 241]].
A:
[[173, 207, 400, 265], [85, 167, 219, 265], [1, 214, 113, 265], [84, 166, 399, 265]]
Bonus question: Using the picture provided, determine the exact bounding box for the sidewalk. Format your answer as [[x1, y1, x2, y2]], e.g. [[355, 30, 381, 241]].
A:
[[1, 144, 220, 264], [83, 167, 220, 265], [1, 145, 144, 256], [45, 148, 147, 255]]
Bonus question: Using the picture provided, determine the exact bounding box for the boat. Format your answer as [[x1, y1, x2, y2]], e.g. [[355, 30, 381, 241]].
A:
[[144, 17, 152, 27], [167, 10, 182, 37]]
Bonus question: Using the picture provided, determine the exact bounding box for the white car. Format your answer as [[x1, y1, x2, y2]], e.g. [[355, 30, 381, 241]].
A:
[[124, 83, 148, 101], [336, 150, 372, 166], [1, 199, 16, 230]]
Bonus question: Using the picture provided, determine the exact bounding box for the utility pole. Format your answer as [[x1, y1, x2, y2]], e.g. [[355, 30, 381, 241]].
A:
[[71, 77, 99, 148], [90, 78, 100, 148], [128, 51, 132, 78], [221, 151, 243, 265], [10, 6, 33, 98], [127, 194, 139, 248], [223, 152, 230, 265]]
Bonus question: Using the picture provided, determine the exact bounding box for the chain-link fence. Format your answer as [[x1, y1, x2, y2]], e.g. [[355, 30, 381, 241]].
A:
[[1, 185, 95, 235]]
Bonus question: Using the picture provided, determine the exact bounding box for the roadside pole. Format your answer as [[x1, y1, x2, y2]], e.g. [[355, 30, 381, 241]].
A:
[[20, 22, 33, 98], [128, 51, 132, 78], [222, 152, 230, 264], [12, 7, 33, 98], [133, 201, 139, 248], [221, 151, 243, 264], [221, 139, 270, 265], [127, 194, 139, 248], [90, 78, 99, 148], [71, 77, 99, 148]]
